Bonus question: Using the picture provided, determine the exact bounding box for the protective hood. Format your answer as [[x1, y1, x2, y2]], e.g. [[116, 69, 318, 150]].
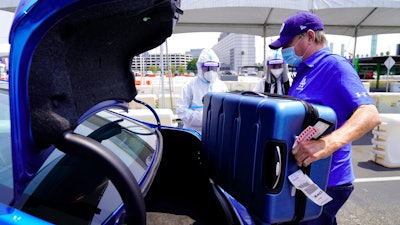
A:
[[9, 0, 181, 200], [196, 48, 220, 79]]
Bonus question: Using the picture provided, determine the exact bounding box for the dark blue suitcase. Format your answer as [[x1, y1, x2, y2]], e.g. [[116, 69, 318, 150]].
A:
[[201, 91, 337, 224]]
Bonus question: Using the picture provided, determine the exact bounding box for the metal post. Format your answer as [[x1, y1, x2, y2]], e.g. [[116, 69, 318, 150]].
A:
[[160, 43, 165, 108]]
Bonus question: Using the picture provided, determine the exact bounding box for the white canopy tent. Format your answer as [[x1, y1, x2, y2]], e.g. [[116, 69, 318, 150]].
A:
[[0, 44, 10, 57], [3, 1, 400, 58], [3, 1, 400, 59], [0, 10, 14, 57], [175, 0, 400, 61]]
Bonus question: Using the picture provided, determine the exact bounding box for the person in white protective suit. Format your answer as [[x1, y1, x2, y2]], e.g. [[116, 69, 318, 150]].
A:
[[253, 50, 290, 95], [176, 48, 228, 133]]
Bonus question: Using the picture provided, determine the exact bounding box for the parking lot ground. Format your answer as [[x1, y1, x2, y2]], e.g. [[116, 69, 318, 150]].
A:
[[337, 132, 400, 225]]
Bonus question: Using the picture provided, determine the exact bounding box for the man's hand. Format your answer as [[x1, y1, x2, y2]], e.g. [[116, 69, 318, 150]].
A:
[[292, 139, 327, 167]]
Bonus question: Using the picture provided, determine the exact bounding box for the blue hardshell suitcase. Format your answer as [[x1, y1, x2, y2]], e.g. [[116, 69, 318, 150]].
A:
[[201, 91, 337, 224]]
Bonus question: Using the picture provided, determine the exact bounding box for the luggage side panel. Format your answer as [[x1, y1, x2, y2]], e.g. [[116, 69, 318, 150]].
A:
[[230, 96, 264, 206], [218, 94, 241, 189], [202, 92, 222, 180], [202, 92, 240, 189], [251, 99, 306, 223]]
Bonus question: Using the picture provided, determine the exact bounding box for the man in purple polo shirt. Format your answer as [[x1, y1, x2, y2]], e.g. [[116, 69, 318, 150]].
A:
[[269, 12, 381, 224]]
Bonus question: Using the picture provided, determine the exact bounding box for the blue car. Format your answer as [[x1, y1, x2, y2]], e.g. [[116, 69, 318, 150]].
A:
[[1, 0, 255, 224]]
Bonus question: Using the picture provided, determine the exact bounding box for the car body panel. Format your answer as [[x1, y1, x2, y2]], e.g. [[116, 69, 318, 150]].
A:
[[0, 202, 53, 225], [8, 0, 180, 202]]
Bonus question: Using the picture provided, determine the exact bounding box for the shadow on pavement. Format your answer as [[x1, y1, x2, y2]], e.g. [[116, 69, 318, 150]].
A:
[[357, 161, 400, 172]]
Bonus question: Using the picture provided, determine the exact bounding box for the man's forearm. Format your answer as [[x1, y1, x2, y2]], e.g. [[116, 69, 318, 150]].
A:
[[321, 104, 381, 154]]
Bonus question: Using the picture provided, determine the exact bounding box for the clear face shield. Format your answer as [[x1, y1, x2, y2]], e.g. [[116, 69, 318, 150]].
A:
[[201, 61, 220, 83], [201, 61, 220, 73], [267, 59, 284, 78]]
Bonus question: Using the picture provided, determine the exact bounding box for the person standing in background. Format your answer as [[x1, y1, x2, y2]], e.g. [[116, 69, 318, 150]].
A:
[[253, 50, 290, 94], [269, 12, 381, 225], [176, 48, 228, 133]]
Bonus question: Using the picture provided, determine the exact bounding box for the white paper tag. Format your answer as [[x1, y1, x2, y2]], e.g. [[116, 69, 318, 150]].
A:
[[288, 169, 332, 206], [312, 120, 331, 138]]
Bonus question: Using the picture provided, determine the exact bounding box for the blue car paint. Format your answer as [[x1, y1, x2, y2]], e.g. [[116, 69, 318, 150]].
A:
[[0, 202, 53, 225], [9, 0, 81, 202]]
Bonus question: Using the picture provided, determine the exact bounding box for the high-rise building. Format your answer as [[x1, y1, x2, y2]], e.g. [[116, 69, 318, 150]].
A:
[[341, 43, 345, 57], [371, 35, 377, 56], [186, 49, 203, 59], [212, 33, 256, 73]]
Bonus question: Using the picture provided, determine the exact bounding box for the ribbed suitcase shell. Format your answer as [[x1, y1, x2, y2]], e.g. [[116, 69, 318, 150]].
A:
[[201, 92, 337, 224]]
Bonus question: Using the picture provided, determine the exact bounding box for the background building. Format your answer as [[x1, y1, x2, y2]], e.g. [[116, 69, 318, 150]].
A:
[[186, 48, 203, 59], [213, 33, 256, 74], [131, 33, 258, 75], [131, 53, 193, 73]]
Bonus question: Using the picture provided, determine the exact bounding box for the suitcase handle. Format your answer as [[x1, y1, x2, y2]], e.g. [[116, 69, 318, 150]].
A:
[[240, 91, 264, 97], [263, 141, 286, 193], [241, 91, 281, 98], [272, 145, 282, 189]]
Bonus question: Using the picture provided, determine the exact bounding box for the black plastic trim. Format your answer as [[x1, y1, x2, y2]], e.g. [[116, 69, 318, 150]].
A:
[[55, 131, 146, 225]]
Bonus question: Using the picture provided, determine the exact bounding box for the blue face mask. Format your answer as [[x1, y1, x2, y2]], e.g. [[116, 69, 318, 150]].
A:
[[281, 35, 308, 67], [281, 46, 303, 67]]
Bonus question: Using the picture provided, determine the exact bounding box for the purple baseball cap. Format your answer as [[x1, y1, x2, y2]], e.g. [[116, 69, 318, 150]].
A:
[[269, 12, 324, 50]]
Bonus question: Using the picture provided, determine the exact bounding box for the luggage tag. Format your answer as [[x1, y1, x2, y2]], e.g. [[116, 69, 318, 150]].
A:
[[289, 118, 333, 206], [288, 170, 332, 206]]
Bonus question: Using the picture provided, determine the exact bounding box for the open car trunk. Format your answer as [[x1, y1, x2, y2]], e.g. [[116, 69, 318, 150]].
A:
[[145, 128, 236, 225]]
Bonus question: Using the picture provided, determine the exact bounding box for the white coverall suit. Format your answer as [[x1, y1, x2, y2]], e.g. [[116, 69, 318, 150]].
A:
[[176, 48, 228, 133]]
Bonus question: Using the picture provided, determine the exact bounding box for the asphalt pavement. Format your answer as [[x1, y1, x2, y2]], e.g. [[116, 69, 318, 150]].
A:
[[336, 131, 400, 225]]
